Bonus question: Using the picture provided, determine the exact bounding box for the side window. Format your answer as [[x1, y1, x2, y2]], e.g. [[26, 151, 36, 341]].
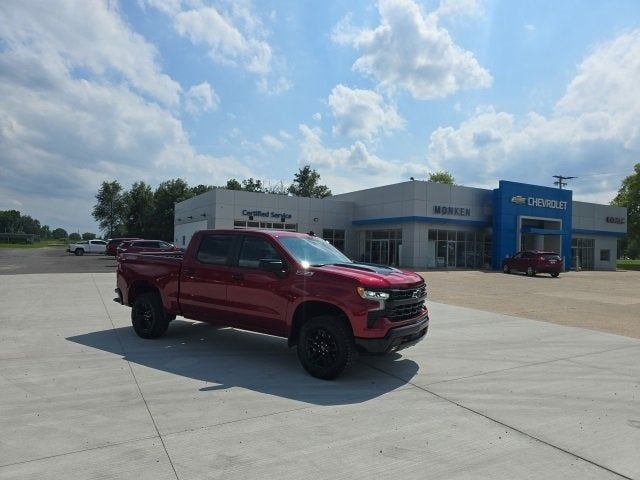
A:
[[196, 235, 234, 265], [238, 236, 281, 268], [512, 253, 521, 259]]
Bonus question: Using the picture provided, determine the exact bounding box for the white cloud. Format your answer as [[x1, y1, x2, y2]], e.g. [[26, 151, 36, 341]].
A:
[[262, 134, 285, 150], [332, 0, 491, 99], [0, 1, 181, 106], [0, 0, 251, 232], [279, 130, 293, 140], [185, 82, 220, 115], [297, 123, 420, 194], [328, 85, 405, 140], [256, 76, 292, 95], [174, 7, 272, 74], [435, 0, 485, 18], [426, 30, 640, 203], [312, 112, 322, 121]]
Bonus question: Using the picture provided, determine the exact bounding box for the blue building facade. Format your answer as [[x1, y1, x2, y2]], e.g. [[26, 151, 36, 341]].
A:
[[492, 181, 573, 269]]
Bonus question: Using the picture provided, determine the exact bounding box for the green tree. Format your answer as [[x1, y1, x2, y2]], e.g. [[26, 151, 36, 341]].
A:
[[0, 210, 21, 233], [40, 225, 51, 238], [241, 178, 264, 192], [225, 179, 242, 190], [264, 180, 289, 196], [82, 232, 96, 240], [427, 171, 455, 184], [122, 181, 154, 238], [191, 184, 215, 196], [152, 179, 192, 241], [92, 181, 125, 238], [612, 163, 640, 258], [69, 232, 81, 241], [52, 228, 68, 239], [288, 166, 332, 198], [19, 214, 40, 234]]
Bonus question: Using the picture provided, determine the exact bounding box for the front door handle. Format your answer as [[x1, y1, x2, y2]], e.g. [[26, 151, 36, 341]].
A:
[[231, 273, 243, 281]]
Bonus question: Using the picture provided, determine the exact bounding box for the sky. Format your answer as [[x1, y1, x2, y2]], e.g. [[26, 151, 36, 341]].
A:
[[1, 0, 639, 234]]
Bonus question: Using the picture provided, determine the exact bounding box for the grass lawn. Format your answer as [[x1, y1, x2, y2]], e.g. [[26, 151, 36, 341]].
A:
[[0, 239, 66, 249], [617, 259, 640, 270]]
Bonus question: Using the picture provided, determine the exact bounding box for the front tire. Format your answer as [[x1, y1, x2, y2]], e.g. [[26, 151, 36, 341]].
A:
[[74, 248, 84, 256], [297, 316, 354, 380], [551, 271, 560, 278], [502, 264, 510, 274], [131, 292, 170, 339], [526, 266, 536, 276]]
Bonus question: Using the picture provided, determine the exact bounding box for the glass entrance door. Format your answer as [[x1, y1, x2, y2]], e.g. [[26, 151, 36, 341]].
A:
[[437, 239, 457, 268], [371, 239, 389, 265], [446, 241, 456, 267]]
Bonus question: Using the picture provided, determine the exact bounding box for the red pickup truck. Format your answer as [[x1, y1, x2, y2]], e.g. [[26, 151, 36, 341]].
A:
[[115, 229, 429, 379]]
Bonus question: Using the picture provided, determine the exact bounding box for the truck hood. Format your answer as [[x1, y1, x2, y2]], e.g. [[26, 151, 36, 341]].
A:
[[309, 262, 424, 289]]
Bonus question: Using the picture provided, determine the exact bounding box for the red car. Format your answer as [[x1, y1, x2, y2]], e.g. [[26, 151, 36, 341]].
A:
[[105, 237, 140, 256], [115, 229, 429, 379], [117, 239, 180, 256], [502, 250, 563, 277]]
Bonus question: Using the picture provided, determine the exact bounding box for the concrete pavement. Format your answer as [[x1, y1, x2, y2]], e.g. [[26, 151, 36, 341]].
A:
[[0, 273, 638, 479]]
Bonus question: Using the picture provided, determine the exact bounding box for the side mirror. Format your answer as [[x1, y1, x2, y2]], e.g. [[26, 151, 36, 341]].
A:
[[259, 259, 287, 277]]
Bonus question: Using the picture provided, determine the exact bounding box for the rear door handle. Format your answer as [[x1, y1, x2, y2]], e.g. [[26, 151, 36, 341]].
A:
[[232, 273, 243, 281]]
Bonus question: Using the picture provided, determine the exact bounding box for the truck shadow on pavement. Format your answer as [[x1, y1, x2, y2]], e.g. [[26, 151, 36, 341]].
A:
[[67, 320, 419, 406]]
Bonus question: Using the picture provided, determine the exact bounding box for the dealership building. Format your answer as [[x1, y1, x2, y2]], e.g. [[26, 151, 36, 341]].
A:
[[174, 180, 627, 271]]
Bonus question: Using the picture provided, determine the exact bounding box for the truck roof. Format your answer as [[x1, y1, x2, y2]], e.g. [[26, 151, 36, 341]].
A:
[[197, 229, 316, 238]]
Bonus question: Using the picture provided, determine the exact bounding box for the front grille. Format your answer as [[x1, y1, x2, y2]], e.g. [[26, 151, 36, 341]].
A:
[[388, 301, 425, 321], [388, 284, 426, 301], [384, 284, 427, 322]]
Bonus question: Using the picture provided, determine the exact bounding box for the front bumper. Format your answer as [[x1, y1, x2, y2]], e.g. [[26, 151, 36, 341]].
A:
[[355, 313, 429, 354]]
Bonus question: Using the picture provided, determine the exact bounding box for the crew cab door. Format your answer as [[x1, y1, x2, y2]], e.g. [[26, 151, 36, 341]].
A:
[[178, 233, 240, 324], [91, 240, 107, 253], [225, 234, 290, 335]]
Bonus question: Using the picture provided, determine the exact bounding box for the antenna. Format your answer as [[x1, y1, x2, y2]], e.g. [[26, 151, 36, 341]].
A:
[[552, 175, 577, 189]]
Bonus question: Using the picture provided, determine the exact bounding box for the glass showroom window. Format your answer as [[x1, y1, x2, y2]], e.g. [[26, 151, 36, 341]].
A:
[[322, 229, 345, 252], [234, 220, 298, 231], [428, 229, 489, 268]]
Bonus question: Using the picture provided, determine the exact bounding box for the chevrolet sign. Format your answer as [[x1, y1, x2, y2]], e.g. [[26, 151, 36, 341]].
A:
[[511, 195, 567, 210]]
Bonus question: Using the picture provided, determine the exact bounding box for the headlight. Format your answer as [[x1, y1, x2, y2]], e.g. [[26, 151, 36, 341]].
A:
[[357, 287, 389, 300]]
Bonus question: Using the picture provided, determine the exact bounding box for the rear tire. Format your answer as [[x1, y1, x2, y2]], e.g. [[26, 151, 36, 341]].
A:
[[526, 266, 536, 276], [297, 316, 354, 380], [551, 271, 560, 278], [502, 264, 510, 274], [74, 248, 84, 256], [131, 292, 170, 339]]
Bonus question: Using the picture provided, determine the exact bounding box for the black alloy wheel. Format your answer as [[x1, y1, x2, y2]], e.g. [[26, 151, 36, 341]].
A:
[[526, 266, 536, 276], [551, 271, 560, 278], [74, 248, 84, 256], [131, 292, 170, 339], [297, 316, 354, 380]]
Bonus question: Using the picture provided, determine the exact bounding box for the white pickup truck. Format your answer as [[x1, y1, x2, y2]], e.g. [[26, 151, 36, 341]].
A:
[[67, 239, 107, 256]]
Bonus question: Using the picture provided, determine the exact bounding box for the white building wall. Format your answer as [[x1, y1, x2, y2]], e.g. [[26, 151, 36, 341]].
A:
[[173, 182, 626, 270]]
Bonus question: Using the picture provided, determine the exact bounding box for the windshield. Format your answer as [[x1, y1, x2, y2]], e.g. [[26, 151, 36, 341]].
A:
[[278, 236, 352, 267]]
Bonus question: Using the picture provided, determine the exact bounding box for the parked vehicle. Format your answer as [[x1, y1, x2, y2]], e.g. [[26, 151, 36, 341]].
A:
[[115, 229, 429, 379], [67, 239, 107, 256], [105, 237, 140, 256], [117, 239, 180, 256], [502, 250, 563, 277]]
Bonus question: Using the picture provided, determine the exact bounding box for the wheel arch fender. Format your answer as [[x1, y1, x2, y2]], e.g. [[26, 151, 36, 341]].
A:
[[288, 301, 353, 347]]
